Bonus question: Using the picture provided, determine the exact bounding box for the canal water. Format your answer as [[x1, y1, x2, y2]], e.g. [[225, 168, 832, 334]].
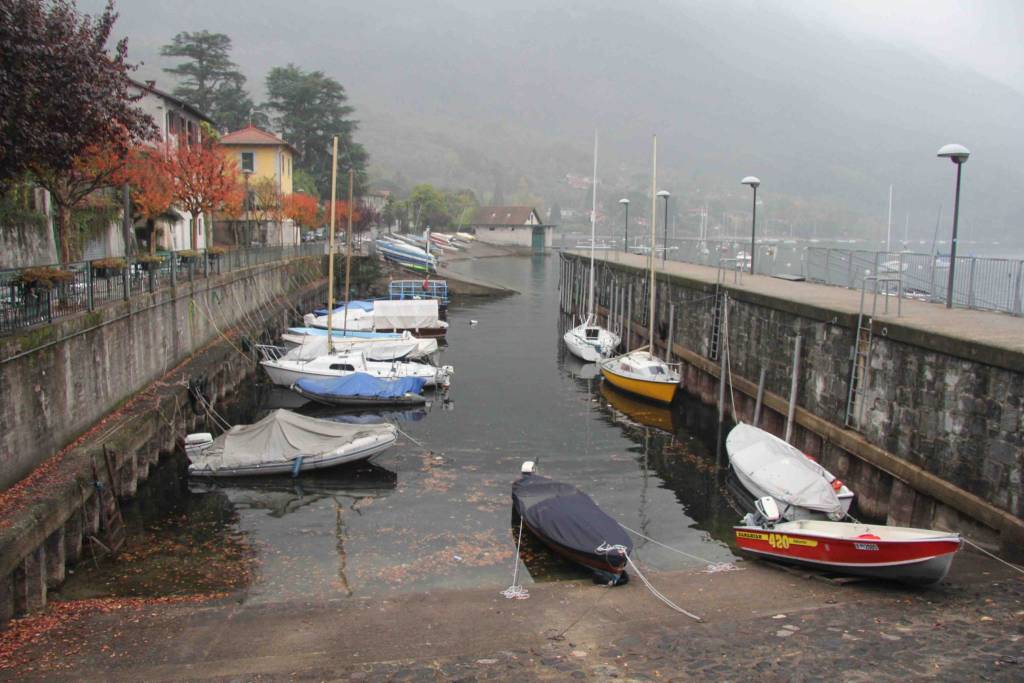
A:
[[55, 254, 741, 604]]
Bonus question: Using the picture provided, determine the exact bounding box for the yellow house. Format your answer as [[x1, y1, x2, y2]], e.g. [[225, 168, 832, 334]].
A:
[[220, 125, 295, 195], [219, 125, 298, 244]]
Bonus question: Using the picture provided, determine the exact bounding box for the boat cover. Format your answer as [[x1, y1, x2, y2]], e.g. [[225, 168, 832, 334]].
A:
[[727, 423, 842, 517], [372, 299, 441, 330], [192, 409, 394, 471], [294, 373, 426, 399], [282, 335, 331, 361], [312, 300, 375, 315], [512, 474, 632, 568]]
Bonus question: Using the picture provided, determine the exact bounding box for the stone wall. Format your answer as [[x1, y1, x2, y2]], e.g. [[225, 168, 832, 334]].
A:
[[570, 255, 1023, 543], [0, 255, 323, 490]]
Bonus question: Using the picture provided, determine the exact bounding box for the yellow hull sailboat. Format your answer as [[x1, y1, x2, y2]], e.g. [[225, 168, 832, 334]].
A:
[[598, 135, 681, 405]]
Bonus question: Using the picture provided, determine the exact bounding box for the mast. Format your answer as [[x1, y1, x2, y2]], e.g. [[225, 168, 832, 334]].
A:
[[326, 136, 339, 352], [648, 135, 657, 349], [886, 184, 893, 252], [343, 170, 354, 334], [586, 130, 598, 320]]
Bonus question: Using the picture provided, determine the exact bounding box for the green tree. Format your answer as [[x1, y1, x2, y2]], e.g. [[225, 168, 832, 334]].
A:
[[161, 31, 256, 130], [407, 184, 450, 231], [292, 168, 320, 201], [264, 64, 367, 196]]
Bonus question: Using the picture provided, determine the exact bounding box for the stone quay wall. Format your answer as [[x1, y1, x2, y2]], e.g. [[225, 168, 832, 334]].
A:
[[560, 253, 1023, 553], [0, 256, 323, 491], [0, 255, 327, 623]]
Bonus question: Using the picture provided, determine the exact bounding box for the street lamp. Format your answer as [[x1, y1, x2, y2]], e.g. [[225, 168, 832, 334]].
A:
[[741, 176, 760, 274], [619, 198, 630, 252], [656, 190, 670, 264], [936, 144, 970, 309]]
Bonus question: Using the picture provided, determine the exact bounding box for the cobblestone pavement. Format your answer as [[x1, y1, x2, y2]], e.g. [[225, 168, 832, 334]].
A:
[[4, 555, 1022, 681]]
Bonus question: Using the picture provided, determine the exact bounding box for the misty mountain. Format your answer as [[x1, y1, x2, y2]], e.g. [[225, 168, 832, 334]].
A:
[[95, 0, 1024, 246]]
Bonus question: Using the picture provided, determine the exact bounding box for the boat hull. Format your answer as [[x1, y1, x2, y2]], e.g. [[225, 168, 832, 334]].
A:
[[734, 523, 960, 585], [599, 364, 678, 404], [188, 431, 397, 477], [260, 360, 444, 388], [563, 324, 621, 362], [291, 383, 427, 408]]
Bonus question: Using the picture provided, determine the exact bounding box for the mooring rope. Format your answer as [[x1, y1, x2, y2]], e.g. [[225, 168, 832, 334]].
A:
[[618, 523, 740, 573], [962, 538, 1024, 575], [624, 554, 703, 622], [501, 516, 530, 600]]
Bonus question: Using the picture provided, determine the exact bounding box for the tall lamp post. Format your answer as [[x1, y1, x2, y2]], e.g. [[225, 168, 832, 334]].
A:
[[657, 190, 670, 264], [741, 176, 760, 274], [936, 144, 970, 309], [619, 198, 630, 252]]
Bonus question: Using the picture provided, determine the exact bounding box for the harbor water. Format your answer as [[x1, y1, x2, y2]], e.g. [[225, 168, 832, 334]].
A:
[[54, 254, 741, 604]]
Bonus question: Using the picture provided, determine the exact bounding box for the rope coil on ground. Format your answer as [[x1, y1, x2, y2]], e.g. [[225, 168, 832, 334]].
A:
[[501, 517, 530, 600]]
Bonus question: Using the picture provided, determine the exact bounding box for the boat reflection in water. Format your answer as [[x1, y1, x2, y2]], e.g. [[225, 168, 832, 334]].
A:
[[599, 381, 676, 434], [560, 348, 601, 382], [298, 404, 430, 425], [188, 462, 399, 518]]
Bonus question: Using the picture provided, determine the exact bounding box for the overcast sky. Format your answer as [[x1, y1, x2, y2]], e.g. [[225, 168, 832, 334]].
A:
[[780, 0, 1024, 92]]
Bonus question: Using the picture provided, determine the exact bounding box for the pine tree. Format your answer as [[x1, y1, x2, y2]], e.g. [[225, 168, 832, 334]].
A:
[[161, 31, 256, 130]]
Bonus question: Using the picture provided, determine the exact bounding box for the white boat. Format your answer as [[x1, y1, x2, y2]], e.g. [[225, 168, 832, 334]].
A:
[[258, 345, 453, 388], [727, 423, 854, 521], [564, 131, 621, 362], [598, 136, 681, 403], [184, 409, 397, 477], [305, 299, 449, 338], [281, 329, 438, 360]]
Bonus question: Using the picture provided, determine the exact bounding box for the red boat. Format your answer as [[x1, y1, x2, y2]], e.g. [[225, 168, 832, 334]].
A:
[[735, 500, 961, 586]]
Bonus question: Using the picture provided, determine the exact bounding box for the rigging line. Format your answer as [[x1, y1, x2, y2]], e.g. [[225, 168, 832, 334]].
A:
[[545, 584, 613, 641], [186, 381, 232, 431], [196, 296, 251, 362]]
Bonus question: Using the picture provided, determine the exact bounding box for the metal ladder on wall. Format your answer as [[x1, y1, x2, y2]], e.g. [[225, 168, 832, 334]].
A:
[[90, 447, 126, 556], [844, 275, 902, 430]]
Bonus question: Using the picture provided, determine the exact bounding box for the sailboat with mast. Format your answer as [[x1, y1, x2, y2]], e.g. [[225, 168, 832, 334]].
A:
[[564, 131, 622, 362], [597, 136, 681, 404]]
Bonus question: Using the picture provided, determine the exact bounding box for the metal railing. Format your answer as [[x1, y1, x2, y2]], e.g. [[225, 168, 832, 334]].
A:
[[0, 243, 325, 335], [805, 247, 1024, 316], [556, 232, 1024, 317]]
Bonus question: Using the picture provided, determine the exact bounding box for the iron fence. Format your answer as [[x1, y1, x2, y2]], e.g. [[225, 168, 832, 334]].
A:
[[0, 243, 325, 335], [556, 232, 1023, 317], [805, 247, 1024, 316]]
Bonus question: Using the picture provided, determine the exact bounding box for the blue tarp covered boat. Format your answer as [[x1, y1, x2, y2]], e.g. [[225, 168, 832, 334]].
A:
[[312, 300, 376, 316], [291, 373, 428, 407], [512, 464, 633, 585]]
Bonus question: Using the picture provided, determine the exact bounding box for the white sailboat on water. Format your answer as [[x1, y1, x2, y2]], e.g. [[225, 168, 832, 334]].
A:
[[598, 135, 681, 404], [563, 131, 622, 362]]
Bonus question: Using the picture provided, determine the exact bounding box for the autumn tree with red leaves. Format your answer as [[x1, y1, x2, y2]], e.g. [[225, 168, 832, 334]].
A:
[[119, 146, 175, 254], [166, 136, 243, 249], [282, 192, 319, 230], [32, 144, 126, 263]]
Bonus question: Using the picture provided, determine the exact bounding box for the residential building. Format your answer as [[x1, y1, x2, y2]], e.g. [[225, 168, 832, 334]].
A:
[[219, 125, 298, 245], [468, 206, 553, 251], [127, 79, 215, 252]]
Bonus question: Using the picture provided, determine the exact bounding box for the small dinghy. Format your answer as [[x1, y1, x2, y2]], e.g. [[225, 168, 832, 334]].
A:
[[291, 373, 428, 407], [511, 462, 632, 585], [735, 497, 961, 585], [184, 409, 397, 477], [727, 423, 854, 521]]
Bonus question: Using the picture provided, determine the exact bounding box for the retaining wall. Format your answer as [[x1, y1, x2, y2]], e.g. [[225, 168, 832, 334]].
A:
[[0, 256, 323, 490], [561, 253, 1024, 554]]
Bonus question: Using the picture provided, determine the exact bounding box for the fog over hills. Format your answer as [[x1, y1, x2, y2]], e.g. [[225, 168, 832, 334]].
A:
[[88, 0, 1024, 248]]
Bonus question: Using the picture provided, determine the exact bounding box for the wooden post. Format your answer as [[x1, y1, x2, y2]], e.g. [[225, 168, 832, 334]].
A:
[[753, 368, 767, 427], [626, 283, 633, 349], [666, 302, 675, 362], [785, 335, 803, 443], [718, 294, 729, 423]]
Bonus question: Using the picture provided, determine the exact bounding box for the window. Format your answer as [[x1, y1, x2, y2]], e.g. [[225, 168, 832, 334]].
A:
[[240, 152, 255, 173], [329, 364, 356, 371]]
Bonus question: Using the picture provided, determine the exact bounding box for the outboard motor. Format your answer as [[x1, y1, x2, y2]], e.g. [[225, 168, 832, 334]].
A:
[[184, 432, 214, 460], [743, 496, 783, 528], [521, 461, 536, 475]]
